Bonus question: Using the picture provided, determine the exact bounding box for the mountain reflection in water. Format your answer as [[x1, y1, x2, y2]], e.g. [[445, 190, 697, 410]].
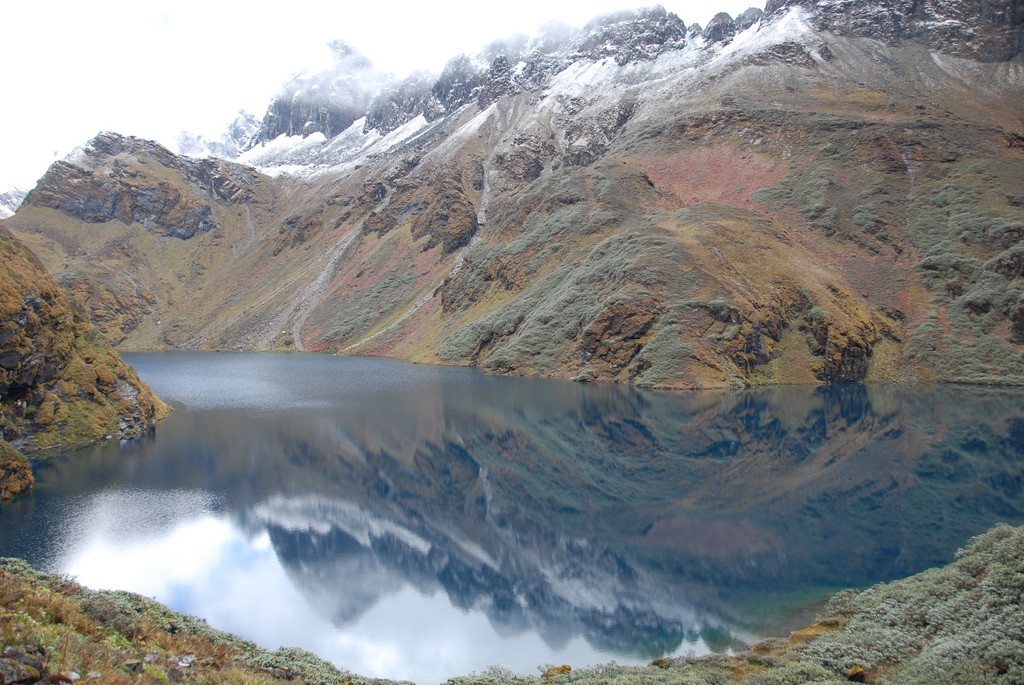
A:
[[2, 353, 1022, 681]]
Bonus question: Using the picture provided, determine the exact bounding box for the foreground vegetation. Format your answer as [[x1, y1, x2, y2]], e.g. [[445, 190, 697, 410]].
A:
[[1, 523, 1021, 684], [0, 558, 398, 685]]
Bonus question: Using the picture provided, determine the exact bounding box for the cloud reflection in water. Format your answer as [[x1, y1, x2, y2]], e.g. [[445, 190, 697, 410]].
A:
[[58, 491, 698, 683], [1, 352, 1021, 683]]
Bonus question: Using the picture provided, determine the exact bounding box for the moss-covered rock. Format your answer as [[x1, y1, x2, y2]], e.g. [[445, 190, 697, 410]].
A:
[[0, 227, 169, 456], [0, 440, 33, 499]]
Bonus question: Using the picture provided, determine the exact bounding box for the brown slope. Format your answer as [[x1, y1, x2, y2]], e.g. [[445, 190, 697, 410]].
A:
[[5, 22, 1024, 388], [331, 33, 1024, 387]]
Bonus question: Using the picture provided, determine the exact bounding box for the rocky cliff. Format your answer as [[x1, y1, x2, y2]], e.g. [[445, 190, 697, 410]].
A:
[[250, 41, 389, 145], [0, 226, 167, 467], [765, 0, 1024, 60], [5, 2, 1023, 387]]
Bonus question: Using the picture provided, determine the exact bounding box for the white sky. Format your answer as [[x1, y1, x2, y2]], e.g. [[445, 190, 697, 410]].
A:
[[1, 0, 761, 190]]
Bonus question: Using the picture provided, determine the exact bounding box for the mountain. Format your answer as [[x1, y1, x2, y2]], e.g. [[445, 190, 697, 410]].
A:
[[4, 1, 1023, 388], [176, 110, 261, 160], [0, 187, 26, 219], [249, 41, 391, 147], [765, 0, 1024, 60]]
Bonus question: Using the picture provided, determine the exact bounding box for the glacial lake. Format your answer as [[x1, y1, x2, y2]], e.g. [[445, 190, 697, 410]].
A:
[[2, 353, 1023, 683]]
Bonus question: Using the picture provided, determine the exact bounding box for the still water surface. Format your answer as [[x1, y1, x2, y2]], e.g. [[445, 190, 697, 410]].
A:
[[2, 353, 1023, 683]]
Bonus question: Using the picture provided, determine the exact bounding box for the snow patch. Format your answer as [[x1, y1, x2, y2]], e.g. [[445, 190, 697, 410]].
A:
[[715, 6, 816, 64], [238, 131, 328, 170], [62, 145, 91, 167], [421, 104, 496, 165], [370, 114, 429, 154], [237, 114, 434, 177], [0, 186, 27, 219], [544, 58, 621, 100]]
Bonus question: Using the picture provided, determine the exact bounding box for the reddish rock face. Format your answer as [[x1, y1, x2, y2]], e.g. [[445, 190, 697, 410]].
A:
[[580, 300, 662, 379]]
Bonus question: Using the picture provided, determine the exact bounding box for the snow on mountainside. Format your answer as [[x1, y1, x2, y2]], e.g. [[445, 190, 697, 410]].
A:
[[177, 110, 261, 160], [226, 0, 1022, 176], [766, 0, 1024, 60], [235, 5, 762, 175], [0, 187, 27, 219], [254, 42, 391, 145], [5, 1, 1024, 389]]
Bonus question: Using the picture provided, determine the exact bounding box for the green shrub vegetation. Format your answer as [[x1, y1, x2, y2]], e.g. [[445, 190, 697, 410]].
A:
[[903, 161, 1024, 382]]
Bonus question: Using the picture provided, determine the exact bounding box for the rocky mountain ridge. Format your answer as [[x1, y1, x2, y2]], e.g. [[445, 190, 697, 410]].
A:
[[247, 6, 702, 147], [765, 0, 1024, 60], [242, 0, 1022, 151], [4, 1, 1024, 388], [0, 188, 26, 220], [27, 132, 266, 239]]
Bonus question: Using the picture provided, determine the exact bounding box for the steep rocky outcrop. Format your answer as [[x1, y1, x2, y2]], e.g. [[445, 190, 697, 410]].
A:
[[765, 0, 1024, 60], [25, 132, 264, 239], [6, 2, 1024, 387], [735, 7, 764, 31], [28, 159, 215, 239], [573, 5, 688, 63], [253, 42, 386, 144], [364, 73, 443, 133], [0, 226, 167, 457], [703, 11, 738, 44]]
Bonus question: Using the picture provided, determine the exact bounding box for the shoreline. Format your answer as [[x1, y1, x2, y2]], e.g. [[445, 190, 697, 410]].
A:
[[2, 523, 1021, 684]]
